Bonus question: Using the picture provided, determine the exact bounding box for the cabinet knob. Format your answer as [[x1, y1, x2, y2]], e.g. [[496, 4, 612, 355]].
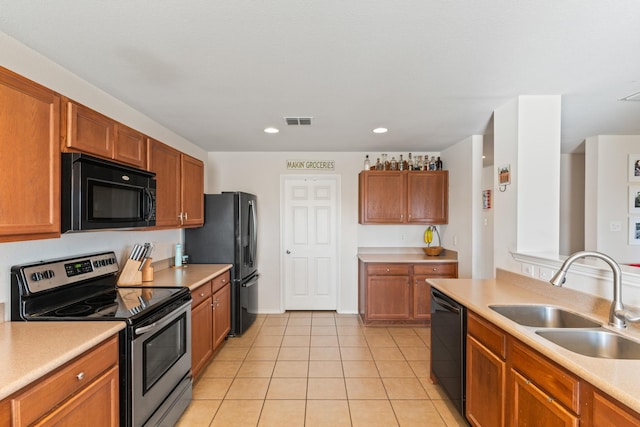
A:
[[200, 292, 205, 297], [432, 268, 438, 271], [76, 372, 85, 381], [386, 268, 390, 272]]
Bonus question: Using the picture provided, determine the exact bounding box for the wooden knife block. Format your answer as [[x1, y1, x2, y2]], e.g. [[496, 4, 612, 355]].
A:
[[118, 259, 142, 285]]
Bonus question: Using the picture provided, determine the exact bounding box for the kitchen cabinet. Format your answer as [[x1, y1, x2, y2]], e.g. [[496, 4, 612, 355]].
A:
[[0, 67, 61, 243], [466, 311, 507, 427], [191, 270, 231, 378], [582, 385, 640, 427], [464, 310, 640, 426], [2, 335, 119, 426], [148, 138, 204, 228], [63, 99, 147, 169], [358, 170, 448, 224], [510, 340, 579, 426], [358, 261, 458, 324]]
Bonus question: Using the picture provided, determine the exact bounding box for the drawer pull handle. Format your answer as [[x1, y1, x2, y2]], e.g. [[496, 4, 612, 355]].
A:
[[76, 372, 85, 381], [548, 397, 554, 403]]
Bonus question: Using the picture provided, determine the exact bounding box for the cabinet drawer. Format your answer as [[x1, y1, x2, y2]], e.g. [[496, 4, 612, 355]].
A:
[[414, 262, 457, 277], [467, 311, 506, 359], [191, 281, 213, 307], [212, 270, 231, 293], [512, 340, 580, 413], [367, 264, 410, 276], [12, 336, 118, 426]]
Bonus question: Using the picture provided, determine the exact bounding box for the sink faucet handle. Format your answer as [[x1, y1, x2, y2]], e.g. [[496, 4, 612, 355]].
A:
[[616, 309, 640, 324]]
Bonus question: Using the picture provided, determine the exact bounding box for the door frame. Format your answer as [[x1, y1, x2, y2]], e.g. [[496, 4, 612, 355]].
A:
[[279, 174, 342, 312]]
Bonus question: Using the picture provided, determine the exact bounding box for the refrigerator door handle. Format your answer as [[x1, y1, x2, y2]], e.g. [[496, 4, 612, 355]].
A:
[[249, 200, 257, 267], [243, 274, 259, 287]]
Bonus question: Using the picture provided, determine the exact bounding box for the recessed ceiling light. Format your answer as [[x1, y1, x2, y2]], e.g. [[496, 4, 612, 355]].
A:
[[264, 127, 279, 134], [373, 127, 388, 134]]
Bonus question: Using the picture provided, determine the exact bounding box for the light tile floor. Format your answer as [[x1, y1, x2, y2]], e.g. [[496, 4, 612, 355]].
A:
[[176, 311, 468, 427]]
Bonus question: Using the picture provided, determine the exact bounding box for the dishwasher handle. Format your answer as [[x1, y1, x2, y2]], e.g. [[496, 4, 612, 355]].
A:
[[431, 291, 461, 314]]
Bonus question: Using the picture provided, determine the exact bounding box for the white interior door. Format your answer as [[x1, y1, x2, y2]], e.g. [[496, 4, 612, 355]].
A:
[[282, 175, 339, 310]]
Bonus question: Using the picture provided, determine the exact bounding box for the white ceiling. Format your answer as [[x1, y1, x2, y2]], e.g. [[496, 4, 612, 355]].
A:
[[1, 1, 639, 155]]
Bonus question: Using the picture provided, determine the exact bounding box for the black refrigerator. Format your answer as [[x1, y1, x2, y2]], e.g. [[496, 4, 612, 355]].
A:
[[185, 192, 258, 336]]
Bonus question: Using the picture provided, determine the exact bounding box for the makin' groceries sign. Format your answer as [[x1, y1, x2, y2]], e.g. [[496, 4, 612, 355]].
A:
[[286, 160, 335, 170]]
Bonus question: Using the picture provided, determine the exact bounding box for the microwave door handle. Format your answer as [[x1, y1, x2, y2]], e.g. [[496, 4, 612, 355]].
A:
[[144, 188, 155, 222]]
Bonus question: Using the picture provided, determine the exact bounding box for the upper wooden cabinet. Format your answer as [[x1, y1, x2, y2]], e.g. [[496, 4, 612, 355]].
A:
[[0, 67, 61, 242], [359, 170, 448, 224], [63, 100, 147, 169], [180, 153, 205, 226], [148, 138, 204, 228]]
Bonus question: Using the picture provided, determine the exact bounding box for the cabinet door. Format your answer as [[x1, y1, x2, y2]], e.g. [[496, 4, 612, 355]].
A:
[[466, 334, 506, 427], [180, 154, 204, 227], [148, 138, 181, 227], [359, 171, 405, 223], [511, 370, 578, 427], [0, 68, 60, 242], [366, 276, 411, 319], [412, 276, 431, 319], [34, 366, 119, 427], [407, 171, 448, 224], [65, 101, 115, 159], [114, 123, 146, 169], [583, 387, 640, 427], [191, 298, 214, 378], [213, 283, 231, 349]]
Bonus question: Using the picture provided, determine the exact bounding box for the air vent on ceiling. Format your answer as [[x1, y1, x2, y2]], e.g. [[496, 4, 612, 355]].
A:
[[620, 91, 640, 101], [285, 117, 313, 125]]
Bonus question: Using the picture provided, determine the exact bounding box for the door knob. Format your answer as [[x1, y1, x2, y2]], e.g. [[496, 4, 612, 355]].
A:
[[286, 250, 291, 254]]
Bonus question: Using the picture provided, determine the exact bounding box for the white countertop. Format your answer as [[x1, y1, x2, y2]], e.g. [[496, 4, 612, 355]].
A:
[[428, 269, 640, 413]]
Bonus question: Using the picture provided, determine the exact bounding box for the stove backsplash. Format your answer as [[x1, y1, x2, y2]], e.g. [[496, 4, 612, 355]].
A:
[[1, 229, 182, 321]]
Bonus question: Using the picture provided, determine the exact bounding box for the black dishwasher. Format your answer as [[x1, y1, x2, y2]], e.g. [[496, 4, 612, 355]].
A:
[[430, 287, 467, 418]]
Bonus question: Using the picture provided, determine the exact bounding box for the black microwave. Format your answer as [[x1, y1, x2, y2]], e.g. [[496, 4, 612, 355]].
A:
[[61, 153, 156, 232]]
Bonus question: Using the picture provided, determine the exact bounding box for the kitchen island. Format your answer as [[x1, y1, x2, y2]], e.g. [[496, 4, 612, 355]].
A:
[[428, 269, 640, 423]]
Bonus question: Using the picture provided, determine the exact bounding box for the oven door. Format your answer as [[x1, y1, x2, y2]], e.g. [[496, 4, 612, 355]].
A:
[[131, 300, 192, 427]]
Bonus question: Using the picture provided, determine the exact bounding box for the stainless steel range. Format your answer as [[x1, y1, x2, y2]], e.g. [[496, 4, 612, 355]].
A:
[[11, 251, 192, 427]]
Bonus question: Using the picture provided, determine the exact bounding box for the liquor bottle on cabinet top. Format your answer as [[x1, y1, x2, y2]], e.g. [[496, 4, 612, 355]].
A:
[[375, 158, 382, 170], [436, 156, 443, 170], [398, 154, 405, 171], [364, 155, 371, 170], [407, 153, 413, 170]]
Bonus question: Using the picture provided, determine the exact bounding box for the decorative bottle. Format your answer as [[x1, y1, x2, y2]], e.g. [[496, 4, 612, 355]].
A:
[[436, 156, 443, 170], [398, 154, 405, 171], [364, 155, 371, 170], [407, 153, 413, 170], [375, 158, 382, 170]]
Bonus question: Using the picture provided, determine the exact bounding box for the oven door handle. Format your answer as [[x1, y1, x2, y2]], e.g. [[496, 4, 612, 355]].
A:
[[134, 301, 189, 336]]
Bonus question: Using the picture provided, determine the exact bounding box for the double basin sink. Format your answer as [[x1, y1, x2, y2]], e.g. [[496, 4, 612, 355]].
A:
[[489, 304, 640, 359]]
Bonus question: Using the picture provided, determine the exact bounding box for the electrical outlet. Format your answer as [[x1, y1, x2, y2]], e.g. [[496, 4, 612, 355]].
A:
[[539, 267, 555, 280], [610, 221, 622, 232], [521, 264, 537, 277]]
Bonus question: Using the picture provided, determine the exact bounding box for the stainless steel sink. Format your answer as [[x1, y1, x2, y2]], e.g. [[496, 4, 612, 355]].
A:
[[489, 304, 601, 328], [536, 329, 640, 359]]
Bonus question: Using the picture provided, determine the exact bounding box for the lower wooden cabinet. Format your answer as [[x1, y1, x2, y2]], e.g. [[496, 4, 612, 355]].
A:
[[358, 260, 458, 324], [466, 312, 507, 427], [2, 335, 119, 427], [191, 270, 231, 378], [465, 310, 640, 426]]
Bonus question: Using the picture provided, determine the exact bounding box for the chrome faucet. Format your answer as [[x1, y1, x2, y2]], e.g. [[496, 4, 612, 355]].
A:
[[549, 251, 640, 329]]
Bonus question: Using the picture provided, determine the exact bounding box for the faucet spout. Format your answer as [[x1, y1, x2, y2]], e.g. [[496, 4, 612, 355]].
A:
[[549, 251, 629, 329]]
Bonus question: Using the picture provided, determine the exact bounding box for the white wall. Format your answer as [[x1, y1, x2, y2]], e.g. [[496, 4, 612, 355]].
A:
[[585, 135, 640, 263], [480, 165, 495, 278], [206, 151, 468, 314], [0, 32, 207, 320], [441, 136, 483, 278], [559, 153, 585, 255]]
